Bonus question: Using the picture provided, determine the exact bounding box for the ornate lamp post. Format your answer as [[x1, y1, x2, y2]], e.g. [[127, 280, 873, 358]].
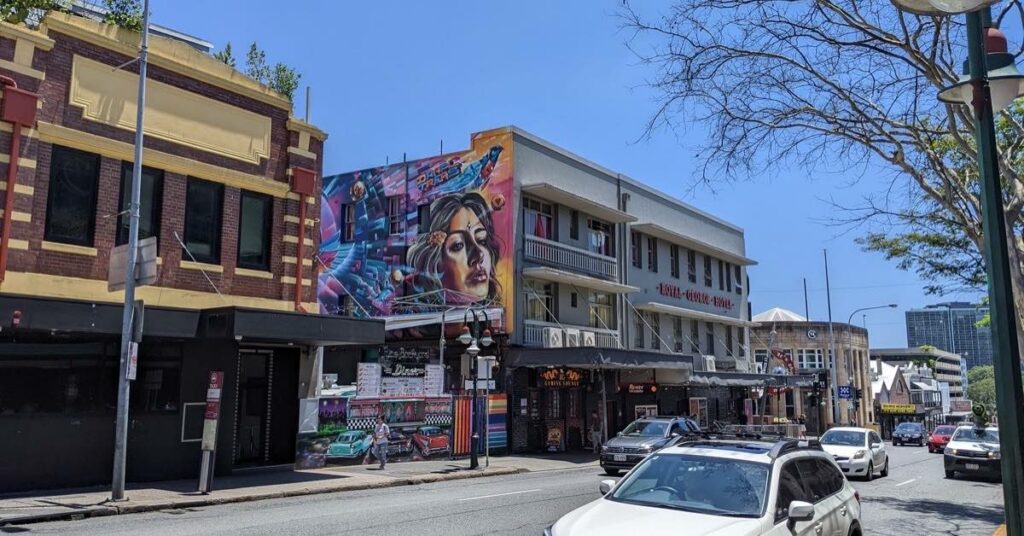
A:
[[845, 305, 897, 425], [458, 310, 494, 469], [891, 1, 1024, 531]]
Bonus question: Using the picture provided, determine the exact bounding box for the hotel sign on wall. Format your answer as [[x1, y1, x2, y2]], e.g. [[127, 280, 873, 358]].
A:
[[539, 368, 583, 388], [657, 283, 735, 310]]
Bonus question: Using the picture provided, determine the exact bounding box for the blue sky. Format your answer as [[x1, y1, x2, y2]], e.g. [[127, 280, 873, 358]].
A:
[[154, 0, 982, 347]]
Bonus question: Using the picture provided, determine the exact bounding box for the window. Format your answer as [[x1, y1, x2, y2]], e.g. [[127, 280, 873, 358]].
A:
[[116, 163, 163, 247], [726, 262, 732, 292], [588, 218, 613, 256], [796, 459, 843, 502], [670, 245, 680, 278], [797, 349, 825, 370], [673, 317, 684, 352], [182, 178, 224, 264], [237, 191, 272, 270], [45, 146, 101, 246], [590, 292, 613, 329], [690, 319, 700, 353], [525, 280, 554, 322], [343, 203, 357, 241], [735, 265, 743, 295], [0, 351, 118, 415], [718, 260, 725, 290], [569, 209, 579, 240], [570, 292, 578, 308], [634, 312, 645, 348], [648, 312, 661, 350], [688, 250, 697, 283], [631, 231, 642, 268], [774, 462, 810, 522], [705, 323, 715, 355], [416, 203, 431, 231], [754, 349, 769, 370], [647, 236, 658, 272], [567, 389, 580, 418], [545, 390, 562, 419], [387, 196, 402, 235], [132, 343, 182, 412], [524, 197, 553, 240], [726, 325, 734, 355], [704, 255, 713, 286]]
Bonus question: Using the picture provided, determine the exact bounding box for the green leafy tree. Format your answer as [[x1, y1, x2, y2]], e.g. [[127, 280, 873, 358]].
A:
[[269, 62, 300, 101], [0, 0, 69, 26], [242, 42, 300, 101], [102, 0, 142, 31], [213, 42, 236, 68], [967, 366, 997, 410], [245, 42, 270, 84]]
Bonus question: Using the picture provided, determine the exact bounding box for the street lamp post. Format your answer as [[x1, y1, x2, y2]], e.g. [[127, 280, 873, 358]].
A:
[[845, 305, 898, 425], [457, 310, 494, 470], [890, 1, 1024, 531]]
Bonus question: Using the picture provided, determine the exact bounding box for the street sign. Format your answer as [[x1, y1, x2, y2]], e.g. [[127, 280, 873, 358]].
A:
[[198, 371, 224, 494], [465, 379, 496, 390], [837, 385, 853, 400], [108, 236, 159, 292]]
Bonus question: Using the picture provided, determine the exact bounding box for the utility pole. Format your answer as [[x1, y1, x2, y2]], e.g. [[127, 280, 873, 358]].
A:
[[824, 250, 839, 427], [111, 0, 150, 501]]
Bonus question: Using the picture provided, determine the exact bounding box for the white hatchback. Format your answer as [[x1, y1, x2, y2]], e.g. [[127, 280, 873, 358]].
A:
[[546, 440, 863, 536], [819, 427, 889, 481]]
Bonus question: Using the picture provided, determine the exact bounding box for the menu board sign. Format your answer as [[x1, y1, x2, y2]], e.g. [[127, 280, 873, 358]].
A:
[[381, 376, 424, 397], [356, 363, 382, 397], [424, 364, 444, 396]]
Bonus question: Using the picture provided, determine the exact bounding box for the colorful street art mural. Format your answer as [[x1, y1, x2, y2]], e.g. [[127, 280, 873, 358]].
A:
[[317, 129, 515, 328]]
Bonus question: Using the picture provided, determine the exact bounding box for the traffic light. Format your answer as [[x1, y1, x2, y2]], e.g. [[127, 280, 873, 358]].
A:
[[854, 387, 863, 400]]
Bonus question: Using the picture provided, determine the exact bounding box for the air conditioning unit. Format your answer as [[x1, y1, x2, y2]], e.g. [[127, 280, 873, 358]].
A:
[[581, 331, 597, 347], [542, 327, 564, 348], [564, 328, 581, 347], [703, 355, 717, 372]]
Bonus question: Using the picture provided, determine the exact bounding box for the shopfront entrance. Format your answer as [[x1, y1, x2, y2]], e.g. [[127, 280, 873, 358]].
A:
[[233, 348, 299, 466]]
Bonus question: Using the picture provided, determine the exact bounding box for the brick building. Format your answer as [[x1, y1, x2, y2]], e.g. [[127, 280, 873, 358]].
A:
[[0, 13, 381, 492]]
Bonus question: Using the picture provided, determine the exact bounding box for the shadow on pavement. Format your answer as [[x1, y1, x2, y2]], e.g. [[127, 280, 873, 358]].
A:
[[862, 496, 1005, 525]]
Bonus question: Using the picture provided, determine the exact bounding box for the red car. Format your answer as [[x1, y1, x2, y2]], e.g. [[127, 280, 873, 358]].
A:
[[412, 425, 450, 456], [928, 425, 957, 453]]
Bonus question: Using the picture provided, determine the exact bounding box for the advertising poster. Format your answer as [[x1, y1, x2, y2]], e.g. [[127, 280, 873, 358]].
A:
[[317, 129, 516, 333]]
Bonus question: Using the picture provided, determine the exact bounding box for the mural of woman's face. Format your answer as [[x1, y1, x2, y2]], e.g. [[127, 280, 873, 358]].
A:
[[441, 206, 492, 301]]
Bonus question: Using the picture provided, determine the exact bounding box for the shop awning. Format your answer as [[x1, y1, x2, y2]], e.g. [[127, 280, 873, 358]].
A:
[[0, 293, 199, 338], [688, 371, 816, 388], [523, 266, 640, 294], [382, 307, 504, 332], [201, 307, 384, 346], [521, 183, 637, 224], [630, 222, 757, 266], [634, 302, 758, 328], [508, 346, 694, 371]]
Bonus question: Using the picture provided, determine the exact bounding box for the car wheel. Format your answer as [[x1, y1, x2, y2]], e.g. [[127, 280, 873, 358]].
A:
[[894, 441, 900, 446], [945, 470, 955, 479], [604, 468, 620, 476], [919, 439, 925, 447], [865, 463, 874, 482], [881, 457, 889, 477]]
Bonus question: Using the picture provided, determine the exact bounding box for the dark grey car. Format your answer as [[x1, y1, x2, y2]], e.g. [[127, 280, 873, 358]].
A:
[[599, 416, 702, 475]]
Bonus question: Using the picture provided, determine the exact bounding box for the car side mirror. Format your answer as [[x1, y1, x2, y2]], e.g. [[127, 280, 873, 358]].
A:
[[617, 432, 623, 437], [871, 442, 881, 449], [788, 500, 815, 522], [599, 479, 616, 495], [671, 431, 681, 438]]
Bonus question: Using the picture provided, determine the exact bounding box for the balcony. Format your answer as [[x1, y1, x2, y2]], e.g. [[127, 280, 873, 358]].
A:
[[523, 319, 621, 349], [524, 234, 617, 280]]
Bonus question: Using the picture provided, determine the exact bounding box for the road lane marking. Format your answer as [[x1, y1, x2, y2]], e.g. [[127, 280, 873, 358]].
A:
[[895, 479, 916, 487], [457, 489, 541, 501]]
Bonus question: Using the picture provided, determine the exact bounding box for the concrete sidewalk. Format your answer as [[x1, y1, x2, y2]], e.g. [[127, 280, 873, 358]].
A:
[[0, 454, 598, 526]]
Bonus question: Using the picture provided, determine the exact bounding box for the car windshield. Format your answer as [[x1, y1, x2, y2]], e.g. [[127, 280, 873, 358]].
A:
[[933, 426, 955, 435], [622, 421, 668, 437], [896, 423, 922, 431], [952, 428, 999, 444], [820, 430, 866, 447], [609, 454, 769, 517], [337, 432, 361, 442], [421, 427, 442, 436]]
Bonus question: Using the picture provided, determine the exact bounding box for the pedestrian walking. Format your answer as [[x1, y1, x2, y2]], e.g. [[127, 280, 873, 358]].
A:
[[590, 410, 603, 454], [372, 415, 390, 469]]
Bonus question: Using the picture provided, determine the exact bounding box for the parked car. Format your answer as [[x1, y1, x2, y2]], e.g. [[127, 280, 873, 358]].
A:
[[412, 425, 451, 456], [819, 427, 888, 481], [326, 430, 373, 460], [546, 438, 862, 536], [892, 422, 926, 446], [927, 425, 957, 453], [944, 425, 1001, 481], [386, 429, 414, 456], [599, 416, 702, 476]]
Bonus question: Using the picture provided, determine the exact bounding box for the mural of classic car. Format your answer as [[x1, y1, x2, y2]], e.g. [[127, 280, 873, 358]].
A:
[[385, 429, 415, 456], [412, 426, 451, 456], [326, 430, 373, 459]]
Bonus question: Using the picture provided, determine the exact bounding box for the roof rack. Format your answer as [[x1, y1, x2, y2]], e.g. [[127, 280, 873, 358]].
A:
[[768, 438, 823, 459], [671, 437, 822, 459]]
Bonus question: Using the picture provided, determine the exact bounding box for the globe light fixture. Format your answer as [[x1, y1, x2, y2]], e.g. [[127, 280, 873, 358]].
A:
[[891, 0, 998, 15], [457, 325, 473, 346], [480, 328, 494, 347], [938, 27, 1024, 112]]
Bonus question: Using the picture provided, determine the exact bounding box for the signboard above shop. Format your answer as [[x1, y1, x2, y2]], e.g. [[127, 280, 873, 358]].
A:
[[619, 383, 658, 395], [539, 368, 583, 388], [881, 403, 918, 415]]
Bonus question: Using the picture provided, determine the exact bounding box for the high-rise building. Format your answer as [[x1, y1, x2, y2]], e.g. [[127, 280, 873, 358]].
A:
[[905, 302, 992, 369]]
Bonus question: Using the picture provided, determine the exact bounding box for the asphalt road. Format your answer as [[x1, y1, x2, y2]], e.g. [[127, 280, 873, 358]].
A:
[[12, 442, 1006, 536]]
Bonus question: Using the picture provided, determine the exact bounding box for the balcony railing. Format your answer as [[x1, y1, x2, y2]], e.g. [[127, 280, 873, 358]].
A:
[[524, 234, 618, 280], [523, 319, 621, 349]]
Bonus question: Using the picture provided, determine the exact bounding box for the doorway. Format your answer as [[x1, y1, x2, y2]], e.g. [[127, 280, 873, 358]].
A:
[[233, 349, 299, 466]]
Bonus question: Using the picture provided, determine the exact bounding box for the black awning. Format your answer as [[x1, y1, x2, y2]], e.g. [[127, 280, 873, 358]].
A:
[[689, 371, 816, 387], [508, 346, 694, 370], [200, 307, 384, 346], [0, 294, 199, 338]]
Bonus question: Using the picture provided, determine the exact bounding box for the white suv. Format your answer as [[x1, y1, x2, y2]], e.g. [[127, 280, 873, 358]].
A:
[[546, 439, 862, 536]]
